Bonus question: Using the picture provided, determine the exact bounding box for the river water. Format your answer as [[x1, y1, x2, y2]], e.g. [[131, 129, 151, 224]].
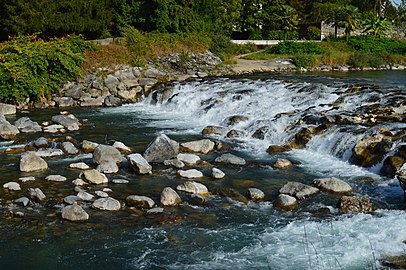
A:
[[0, 71, 405, 269]]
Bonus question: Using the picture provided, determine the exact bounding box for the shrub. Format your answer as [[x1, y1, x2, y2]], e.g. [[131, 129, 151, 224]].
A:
[[306, 26, 321, 40], [293, 54, 320, 68], [0, 35, 94, 104], [266, 41, 324, 55], [264, 30, 299, 40]]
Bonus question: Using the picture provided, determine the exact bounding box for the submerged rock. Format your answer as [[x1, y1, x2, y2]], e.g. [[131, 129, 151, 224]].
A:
[[215, 153, 246, 166], [143, 134, 179, 163], [216, 188, 248, 204], [337, 196, 373, 213], [45, 175, 67, 182], [313, 177, 352, 193], [274, 194, 297, 211], [246, 188, 265, 201], [279, 181, 319, 200], [20, 152, 48, 172], [272, 158, 293, 169], [92, 197, 121, 211], [180, 139, 215, 154], [160, 187, 182, 206], [176, 181, 209, 195], [61, 205, 89, 221], [177, 169, 204, 179], [126, 195, 155, 209], [127, 153, 152, 174]]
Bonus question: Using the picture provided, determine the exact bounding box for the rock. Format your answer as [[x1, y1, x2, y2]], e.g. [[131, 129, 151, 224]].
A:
[[225, 115, 249, 126], [104, 96, 122, 107], [112, 141, 131, 153], [51, 114, 81, 131], [36, 148, 64, 157], [272, 158, 293, 169], [337, 196, 373, 213], [112, 179, 129, 184], [147, 207, 164, 215], [160, 187, 182, 206], [227, 129, 245, 138], [19, 176, 35, 182], [279, 182, 319, 199], [163, 159, 185, 168], [211, 168, 225, 179], [34, 137, 49, 148], [82, 140, 99, 153], [83, 169, 108, 184], [313, 177, 353, 193], [80, 97, 104, 107], [177, 169, 204, 178], [246, 188, 265, 201], [93, 144, 123, 164], [201, 125, 228, 136], [77, 191, 95, 201], [176, 181, 209, 195], [397, 168, 406, 191], [64, 84, 83, 99], [274, 194, 297, 211], [15, 197, 30, 206], [144, 67, 166, 78], [64, 195, 81, 205], [61, 205, 89, 221], [69, 162, 90, 170], [72, 178, 86, 186], [143, 134, 179, 163], [96, 162, 119, 174], [380, 155, 405, 178], [177, 153, 200, 165], [104, 75, 120, 91], [3, 182, 21, 191], [381, 254, 406, 269], [0, 120, 19, 139], [54, 97, 74, 107], [216, 188, 248, 204], [45, 175, 67, 182], [26, 188, 46, 202], [126, 195, 155, 209], [117, 88, 141, 102], [95, 190, 109, 198], [351, 134, 392, 167], [62, 141, 79, 155], [43, 124, 65, 133], [14, 117, 42, 133], [0, 103, 16, 115], [215, 153, 246, 166], [127, 153, 152, 174], [20, 152, 48, 172], [115, 69, 137, 81], [180, 139, 215, 154], [103, 188, 112, 193], [92, 197, 121, 211]]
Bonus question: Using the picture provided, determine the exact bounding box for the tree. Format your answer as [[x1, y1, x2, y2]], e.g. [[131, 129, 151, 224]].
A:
[[363, 13, 393, 38], [339, 5, 361, 39]]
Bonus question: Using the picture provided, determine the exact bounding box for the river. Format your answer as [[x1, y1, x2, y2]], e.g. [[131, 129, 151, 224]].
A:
[[0, 70, 405, 269]]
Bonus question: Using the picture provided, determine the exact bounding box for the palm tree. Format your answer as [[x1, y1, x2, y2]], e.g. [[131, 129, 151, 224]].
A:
[[276, 5, 300, 40], [363, 13, 393, 38], [338, 5, 361, 39]]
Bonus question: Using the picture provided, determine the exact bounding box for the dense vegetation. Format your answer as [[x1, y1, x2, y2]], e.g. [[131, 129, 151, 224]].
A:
[[245, 37, 406, 68]]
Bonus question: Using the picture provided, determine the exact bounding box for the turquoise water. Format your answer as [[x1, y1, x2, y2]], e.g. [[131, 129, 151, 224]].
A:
[[0, 71, 405, 269]]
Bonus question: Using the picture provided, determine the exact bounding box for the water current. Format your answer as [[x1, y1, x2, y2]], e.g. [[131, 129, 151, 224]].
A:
[[0, 71, 405, 269]]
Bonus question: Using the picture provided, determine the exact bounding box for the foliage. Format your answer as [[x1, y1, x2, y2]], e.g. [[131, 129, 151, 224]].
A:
[[305, 26, 322, 40], [0, 35, 94, 103], [362, 13, 393, 39], [293, 54, 320, 68], [266, 41, 324, 55], [263, 30, 298, 40]]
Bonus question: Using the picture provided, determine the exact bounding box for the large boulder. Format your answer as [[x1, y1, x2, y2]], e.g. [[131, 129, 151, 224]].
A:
[[20, 152, 48, 172], [0, 120, 19, 140], [380, 155, 405, 178], [246, 188, 265, 201], [351, 134, 392, 167], [160, 187, 182, 206], [396, 167, 406, 191], [279, 181, 319, 200], [93, 144, 123, 164], [273, 194, 297, 211], [92, 197, 121, 211], [337, 196, 373, 213], [51, 114, 81, 131], [127, 153, 152, 174], [83, 169, 108, 184], [180, 139, 215, 154], [0, 103, 16, 115], [313, 177, 353, 193], [143, 134, 179, 163], [14, 117, 42, 133], [126, 195, 155, 209], [176, 181, 209, 196], [82, 140, 99, 153], [215, 153, 246, 166], [61, 205, 89, 221]]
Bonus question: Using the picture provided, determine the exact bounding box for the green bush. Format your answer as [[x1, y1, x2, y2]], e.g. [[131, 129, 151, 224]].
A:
[[306, 26, 321, 40], [264, 30, 299, 40], [293, 54, 319, 68], [0, 35, 93, 104], [266, 41, 324, 55], [349, 51, 385, 68]]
